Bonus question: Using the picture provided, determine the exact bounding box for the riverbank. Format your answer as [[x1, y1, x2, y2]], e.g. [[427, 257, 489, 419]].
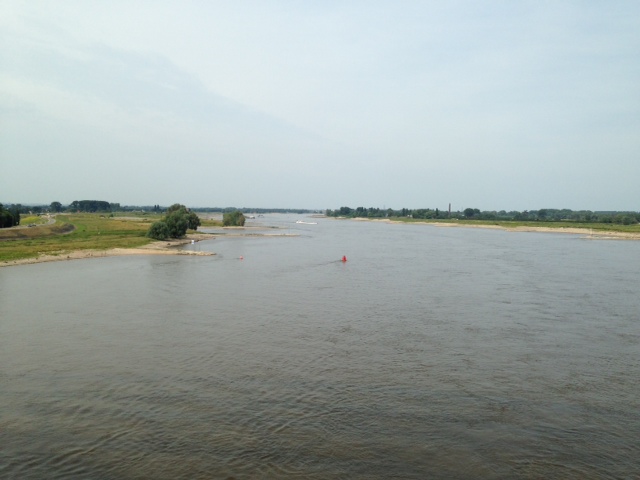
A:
[[0, 234, 215, 268], [429, 222, 640, 240], [0, 230, 300, 268], [349, 217, 640, 240]]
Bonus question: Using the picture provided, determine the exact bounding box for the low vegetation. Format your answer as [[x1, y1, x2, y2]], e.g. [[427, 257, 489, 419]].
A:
[[199, 217, 224, 227], [0, 214, 156, 262]]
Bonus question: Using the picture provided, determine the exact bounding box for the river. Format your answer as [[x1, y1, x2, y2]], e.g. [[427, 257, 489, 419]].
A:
[[1, 215, 638, 479]]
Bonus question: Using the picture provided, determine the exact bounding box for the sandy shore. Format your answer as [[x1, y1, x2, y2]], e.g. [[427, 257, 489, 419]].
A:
[[417, 221, 640, 240]]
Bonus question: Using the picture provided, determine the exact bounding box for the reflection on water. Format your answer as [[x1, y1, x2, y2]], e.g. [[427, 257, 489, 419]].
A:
[[1, 216, 639, 479]]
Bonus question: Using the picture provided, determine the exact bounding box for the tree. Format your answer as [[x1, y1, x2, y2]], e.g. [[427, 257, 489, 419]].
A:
[[67, 200, 111, 212], [165, 210, 189, 237], [9, 205, 20, 226], [166, 203, 189, 215], [0, 204, 20, 228], [164, 204, 200, 229], [50, 201, 63, 213], [186, 211, 201, 230], [223, 210, 246, 226], [147, 221, 170, 240], [145, 203, 200, 239]]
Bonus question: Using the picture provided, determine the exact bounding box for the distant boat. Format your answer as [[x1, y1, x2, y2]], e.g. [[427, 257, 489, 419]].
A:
[[296, 220, 317, 225]]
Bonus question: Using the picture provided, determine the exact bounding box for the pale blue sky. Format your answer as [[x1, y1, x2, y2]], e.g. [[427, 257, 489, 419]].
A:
[[1, 1, 638, 211]]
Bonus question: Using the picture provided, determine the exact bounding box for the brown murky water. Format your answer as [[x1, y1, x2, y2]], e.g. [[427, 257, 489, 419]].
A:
[[1, 216, 639, 478]]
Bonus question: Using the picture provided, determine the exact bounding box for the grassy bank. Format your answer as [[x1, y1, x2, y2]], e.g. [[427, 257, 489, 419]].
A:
[[199, 218, 224, 227], [0, 213, 158, 262], [0, 212, 223, 263], [20, 215, 49, 226]]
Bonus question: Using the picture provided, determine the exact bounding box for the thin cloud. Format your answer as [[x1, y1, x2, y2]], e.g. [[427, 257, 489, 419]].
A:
[[1, 1, 638, 210]]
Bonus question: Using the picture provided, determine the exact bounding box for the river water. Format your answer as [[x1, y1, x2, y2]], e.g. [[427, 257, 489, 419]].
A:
[[1, 215, 639, 479]]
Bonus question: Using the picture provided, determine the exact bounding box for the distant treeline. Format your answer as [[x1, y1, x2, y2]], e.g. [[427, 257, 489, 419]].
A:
[[0, 203, 21, 228], [6, 200, 637, 225], [191, 207, 319, 214], [7, 200, 122, 215], [1, 201, 319, 216], [326, 207, 640, 225]]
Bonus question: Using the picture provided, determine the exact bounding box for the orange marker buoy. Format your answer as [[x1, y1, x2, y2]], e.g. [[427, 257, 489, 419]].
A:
[[239, 256, 244, 260], [342, 255, 347, 262]]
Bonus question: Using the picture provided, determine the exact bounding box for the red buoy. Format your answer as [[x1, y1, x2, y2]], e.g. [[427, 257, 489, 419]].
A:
[[342, 255, 347, 262]]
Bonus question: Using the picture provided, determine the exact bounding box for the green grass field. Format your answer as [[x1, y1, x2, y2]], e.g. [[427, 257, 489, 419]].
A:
[[0, 213, 157, 262], [199, 218, 224, 227], [19, 215, 48, 225]]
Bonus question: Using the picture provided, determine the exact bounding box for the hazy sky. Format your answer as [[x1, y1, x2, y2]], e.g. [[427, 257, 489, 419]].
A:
[[1, 1, 638, 211]]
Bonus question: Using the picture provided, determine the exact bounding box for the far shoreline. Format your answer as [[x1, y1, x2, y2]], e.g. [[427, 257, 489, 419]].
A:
[[347, 217, 640, 240], [431, 221, 640, 240]]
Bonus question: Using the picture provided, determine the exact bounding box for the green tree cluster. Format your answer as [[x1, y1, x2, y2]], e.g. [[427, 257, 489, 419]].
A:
[[0, 204, 20, 228], [464, 208, 480, 218], [147, 203, 201, 240], [326, 206, 447, 219], [223, 210, 246, 226], [68, 200, 112, 212]]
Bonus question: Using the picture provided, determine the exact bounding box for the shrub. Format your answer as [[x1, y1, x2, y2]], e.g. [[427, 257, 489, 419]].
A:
[[223, 210, 246, 226], [147, 221, 170, 240], [165, 211, 189, 237]]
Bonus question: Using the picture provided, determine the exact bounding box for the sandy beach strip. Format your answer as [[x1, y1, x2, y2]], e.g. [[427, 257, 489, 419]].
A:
[[421, 221, 640, 240]]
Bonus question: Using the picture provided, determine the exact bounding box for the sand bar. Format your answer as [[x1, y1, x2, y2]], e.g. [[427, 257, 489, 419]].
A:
[[412, 221, 640, 240]]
